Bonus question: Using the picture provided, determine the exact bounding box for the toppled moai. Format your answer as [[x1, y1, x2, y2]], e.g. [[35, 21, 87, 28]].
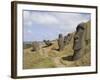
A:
[[72, 22, 86, 60], [58, 34, 64, 51], [64, 33, 72, 45], [43, 40, 52, 46], [32, 41, 40, 51]]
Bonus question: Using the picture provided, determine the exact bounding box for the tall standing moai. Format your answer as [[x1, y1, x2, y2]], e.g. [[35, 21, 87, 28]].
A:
[[64, 33, 72, 45], [72, 22, 86, 60], [58, 34, 64, 51], [32, 41, 40, 51]]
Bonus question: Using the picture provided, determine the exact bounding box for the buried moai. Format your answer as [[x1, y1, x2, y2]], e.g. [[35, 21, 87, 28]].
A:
[[32, 41, 40, 51], [72, 22, 86, 60], [64, 33, 72, 45], [43, 40, 52, 46], [58, 34, 64, 51]]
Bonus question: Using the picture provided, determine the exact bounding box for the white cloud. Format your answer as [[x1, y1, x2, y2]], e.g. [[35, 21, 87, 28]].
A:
[[23, 11, 91, 41], [23, 11, 59, 26], [23, 10, 90, 32], [31, 13, 59, 24], [53, 12, 90, 24], [51, 12, 90, 32]]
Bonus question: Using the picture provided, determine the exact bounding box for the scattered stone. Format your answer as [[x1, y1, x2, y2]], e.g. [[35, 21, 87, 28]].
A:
[[32, 41, 40, 51], [43, 40, 52, 46]]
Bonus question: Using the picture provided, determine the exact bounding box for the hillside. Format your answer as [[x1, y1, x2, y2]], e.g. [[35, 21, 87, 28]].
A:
[[23, 21, 91, 69]]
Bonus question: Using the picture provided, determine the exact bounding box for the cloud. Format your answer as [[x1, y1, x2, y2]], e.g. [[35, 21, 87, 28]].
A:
[[23, 10, 91, 41], [52, 12, 90, 29], [31, 12, 59, 24], [23, 11, 90, 29], [23, 11, 59, 27]]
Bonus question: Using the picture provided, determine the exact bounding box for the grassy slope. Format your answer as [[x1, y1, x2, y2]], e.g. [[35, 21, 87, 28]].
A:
[[23, 21, 91, 69]]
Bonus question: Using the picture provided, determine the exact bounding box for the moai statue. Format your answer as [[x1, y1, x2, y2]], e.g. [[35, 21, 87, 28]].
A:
[[72, 22, 86, 60], [64, 33, 72, 45], [32, 41, 40, 51], [58, 34, 64, 51], [43, 40, 52, 46], [84, 21, 91, 45]]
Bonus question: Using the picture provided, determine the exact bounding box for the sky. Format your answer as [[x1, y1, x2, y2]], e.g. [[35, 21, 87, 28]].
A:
[[23, 10, 91, 42]]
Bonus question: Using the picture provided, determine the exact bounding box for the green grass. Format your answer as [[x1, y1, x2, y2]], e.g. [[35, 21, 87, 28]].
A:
[[23, 50, 56, 69], [23, 21, 91, 69], [31, 58, 56, 68]]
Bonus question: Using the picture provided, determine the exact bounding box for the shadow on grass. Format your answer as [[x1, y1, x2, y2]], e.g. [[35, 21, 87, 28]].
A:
[[52, 48, 59, 51], [62, 56, 73, 61], [42, 44, 52, 48], [31, 49, 36, 52]]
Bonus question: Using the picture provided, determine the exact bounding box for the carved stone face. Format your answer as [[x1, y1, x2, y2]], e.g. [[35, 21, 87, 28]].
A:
[[73, 23, 85, 50], [64, 33, 72, 45], [72, 23, 86, 60]]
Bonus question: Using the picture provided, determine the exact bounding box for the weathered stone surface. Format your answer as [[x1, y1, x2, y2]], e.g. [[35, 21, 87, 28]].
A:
[[64, 33, 72, 45], [58, 34, 64, 51], [72, 49, 83, 60], [32, 41, 40, 51], [73, 23, 85, 50], [43, 40, 52, 46], [84, 21, 91, 45], [72, 22, 86, 60], [61, 21, 90, 61]]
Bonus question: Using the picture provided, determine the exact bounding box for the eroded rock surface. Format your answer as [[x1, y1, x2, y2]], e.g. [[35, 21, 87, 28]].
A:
[[58, 34, 64, 51]]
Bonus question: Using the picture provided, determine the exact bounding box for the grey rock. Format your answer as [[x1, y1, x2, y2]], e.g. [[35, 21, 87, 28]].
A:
[[72, 22, 85, 60], [58, 34, 64, 51]]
